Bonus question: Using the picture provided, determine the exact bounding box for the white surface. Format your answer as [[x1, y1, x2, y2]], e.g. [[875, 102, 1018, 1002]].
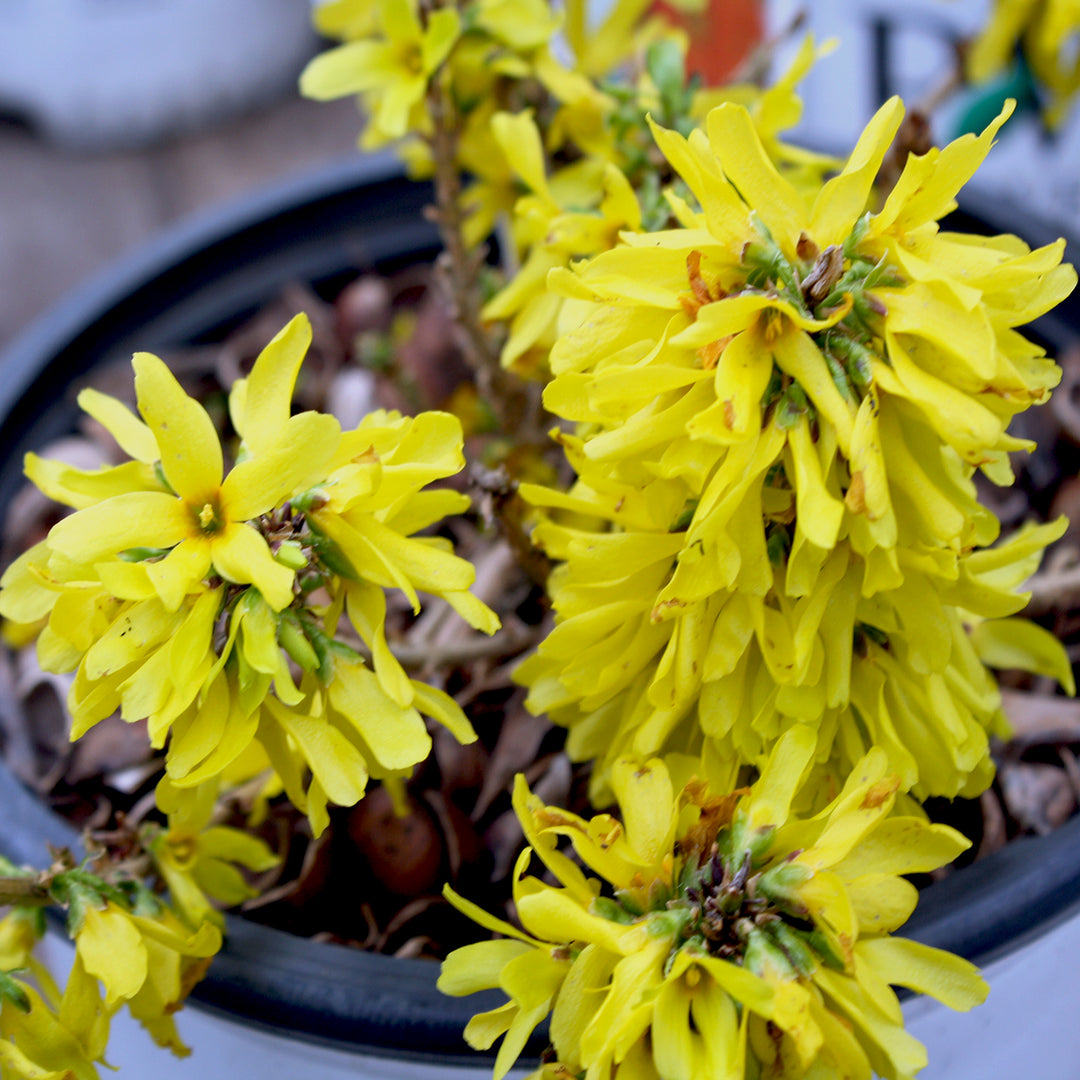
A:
[[0, 0, 319, 148], [905, 910, 1080, 1079], [36, 908, 1080, 1078]]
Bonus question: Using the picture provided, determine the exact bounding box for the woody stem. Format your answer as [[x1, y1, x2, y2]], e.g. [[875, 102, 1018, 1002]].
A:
[[425, 78, 508, 405], [0, 876, 52, 908]]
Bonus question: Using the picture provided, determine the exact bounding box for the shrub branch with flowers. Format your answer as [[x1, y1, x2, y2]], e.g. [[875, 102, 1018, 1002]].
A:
[[0, 0, 1078, 1077]]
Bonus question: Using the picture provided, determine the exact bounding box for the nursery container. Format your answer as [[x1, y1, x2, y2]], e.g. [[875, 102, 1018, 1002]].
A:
[[2, 153, 1080, 1077]]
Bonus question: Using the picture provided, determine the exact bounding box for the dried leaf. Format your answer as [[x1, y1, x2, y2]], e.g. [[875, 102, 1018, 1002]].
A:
[[1000, 762, 1076, 835], [473, 701, 552, 820], [1000, 688, 1080, 745], [66, 715, 154, 785]]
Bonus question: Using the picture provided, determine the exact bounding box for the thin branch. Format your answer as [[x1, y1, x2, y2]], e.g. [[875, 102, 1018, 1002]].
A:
[[425, 78, 507, 402], [371, 622, 543, 670], [1024, 562, 1080, 617], [0, 875, 52, 908]]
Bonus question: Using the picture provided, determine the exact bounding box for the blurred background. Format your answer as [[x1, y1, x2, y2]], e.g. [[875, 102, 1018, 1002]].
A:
[[0, 0, 359, 354]]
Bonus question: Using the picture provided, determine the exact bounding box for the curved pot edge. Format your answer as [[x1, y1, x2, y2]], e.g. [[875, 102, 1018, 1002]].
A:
[[0, 151, 399, 420]]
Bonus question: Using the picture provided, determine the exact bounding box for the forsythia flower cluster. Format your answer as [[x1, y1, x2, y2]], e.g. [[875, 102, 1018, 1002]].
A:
[[0, 782, 277, 1075], [516, 95, 1076, 803], [0, 313, 498, 835], [302, 0, 837, 378], [440, 728, 988, 1080], [0, 832, 248, 1077]]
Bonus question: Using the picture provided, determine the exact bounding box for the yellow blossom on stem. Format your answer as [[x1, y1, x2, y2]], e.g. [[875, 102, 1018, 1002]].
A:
[[547, 96, 1074, 551], [516, 90, 1076, 802], [516, 455, 1069, 801], [441, 729, 988, 1080], [0, 315, 497, 829], [145, 778, 280, 930], [478, 109, 641, 374], [300, 0, 461, 147], [1, 909, 99, 1080], [67, 897, 219, 1058], [44, 319, 340, 614], [0, 977, 103, 1080]]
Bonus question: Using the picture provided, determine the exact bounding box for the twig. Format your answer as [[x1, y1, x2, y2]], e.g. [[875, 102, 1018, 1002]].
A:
[[1023, 561, 1080, 616], [424, 79, 507, 403], [0, 875, 52, 908], [378, 622, 544, 670], [916, 66, 964, 119]]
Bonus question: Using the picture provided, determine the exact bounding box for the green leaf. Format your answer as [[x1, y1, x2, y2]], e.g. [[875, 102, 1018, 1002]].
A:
[[307, 523, 359, 580], [0, 971, 30, 1013], [645, 38, 686, 110], [118, 546, 172, 562]]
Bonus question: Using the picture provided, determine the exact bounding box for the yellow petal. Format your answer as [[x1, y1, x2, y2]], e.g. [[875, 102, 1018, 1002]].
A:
[[788, 414, 844, 548], [421, 7, 461, 73], [78, 386, 158, 462], [771, 328, 855, 457], [210, 523, 295, 612], [707, 102, 807, 253], [652, 975, 700, 1080], [274, 710, 369, 806], [410, 680, 477, 743], [221, 412, 340, 521], [492, 110, 551, 200], [47, 491, 190, 563], [438, 939, 534, 995], [749, 724, 815, 829], [875, 101, 1016, 235], [344, 581, 412, 706], [834, 818, 970, 878], [610, 757, 674, 868], [299, 40, 400, 99], [810, 96, 904, 246], [856, 936, 988, 1011], [77, 904, 146, 1005], [133, 352, 222, 503], [516, 887, 640, 955], [329, 661, 432, 770], [235, 314, 311, 451], [846, 387, 891, 524], [25, 455, 161, 510], [145, 538, 214, 611], [972, 616, 1076, 695]]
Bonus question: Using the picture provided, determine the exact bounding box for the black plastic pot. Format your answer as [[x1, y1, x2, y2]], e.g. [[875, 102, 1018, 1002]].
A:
[[1, 154, 1079, 1064]]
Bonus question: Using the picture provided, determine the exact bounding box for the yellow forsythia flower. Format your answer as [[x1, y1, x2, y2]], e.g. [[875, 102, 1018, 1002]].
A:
[[146, 778, 280, 930], [0, 314, 498, 833], [300, 0, 461, 148], [547, 97, 1073, 543], [517, 462, 1069, 802], [480, 110, 639, 374], [517, 94, 1075, 802], [1, 908, 104, 1080], [0, 978, 104, 1080], [440, 727, 987, 1080], [70, 900, 219, 1057]]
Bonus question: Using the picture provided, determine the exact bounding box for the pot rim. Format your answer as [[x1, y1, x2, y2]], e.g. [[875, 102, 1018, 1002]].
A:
[[1, 157, 1079, 1064]]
